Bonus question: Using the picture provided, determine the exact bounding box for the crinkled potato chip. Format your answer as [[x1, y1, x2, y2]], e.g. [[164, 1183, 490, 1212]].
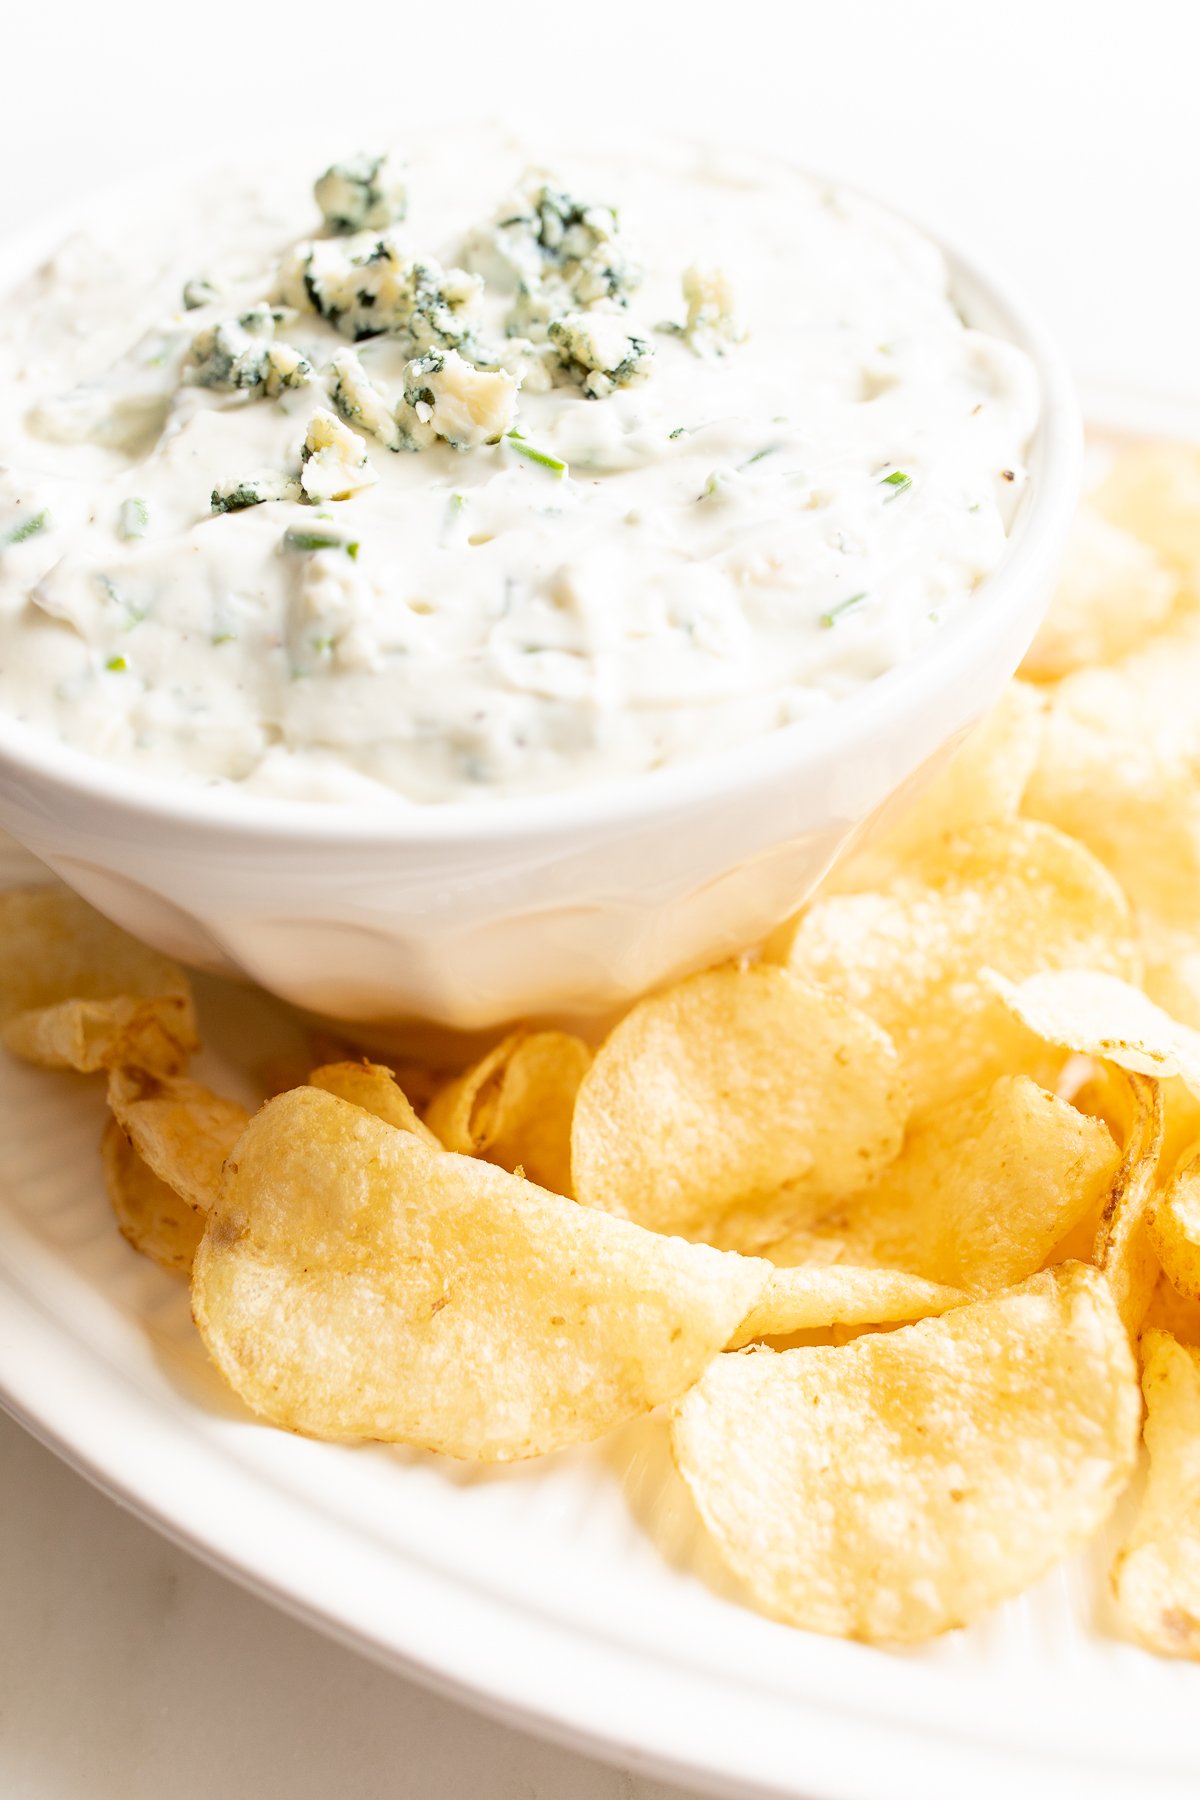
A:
[[570, 964, 908, 1247], [427, 1029, 591, 1195], [988, 968, 1200, 1095], [0, 885, 197, 1076], [1024, 625, 1200, 934], [1021, 507, 1180, 683], [774, 821, 1138, 1117], [671, 1264, 1139, 1643], [1150, 1154, 1200, 1303], [762, 1076, 1119, 1295], [1040, 1051, 1166, 1335], [308, 1059, 440, 1146], [192, 1086, 772, 1459], [101, 1117, 204, 1274], [1092, 1072, 1165, 1337], [727, 1265, 963, 1348], [107, 1066, 249, 1210], [1143, 1276, 1200, 1346], [1095, 441, 1200, 584], [1111, 1330, 1200, 1658], [829, 683, 1044, 892]]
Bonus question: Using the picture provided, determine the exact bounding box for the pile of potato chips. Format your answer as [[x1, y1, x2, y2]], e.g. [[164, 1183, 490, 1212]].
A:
[[6, 437, 1200, 1655]]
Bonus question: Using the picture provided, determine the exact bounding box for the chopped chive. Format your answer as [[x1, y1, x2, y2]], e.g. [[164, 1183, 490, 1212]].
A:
[[117, 497, 149, 540], [668, 426, 689, 440], [212, 632, 235, 646], [3, 509, 48, 548], [505, 431, 567, 477], [740, 443, 782, 469], [105, 654, 128, 672], [880, 469, 912, 499], [282, 526, 355, 555], [820, 591, 868, 629]]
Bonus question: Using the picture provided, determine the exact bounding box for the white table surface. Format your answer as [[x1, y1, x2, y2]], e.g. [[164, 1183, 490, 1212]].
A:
[[2, 2, 1198, 1795]]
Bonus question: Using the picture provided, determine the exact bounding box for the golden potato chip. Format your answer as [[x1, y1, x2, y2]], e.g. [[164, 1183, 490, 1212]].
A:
[[426, 1029, 591, 1195], [570, 964, 908, 1247], [308, 1059, 440, 1146], [1040, 1063, 1159, 1275], [1111, 1330, 1200, 1658], [1021, 507, 1180, 683], [829, 683, 1044, 892], [988, 968, 1200, 1095], [100, 1117, 204, 1274], [727, 1265, 964, 1347], [0, 885, 197, 1076], [1094, 441, 1200, 583], [1024, 625, 1200, 934], [107, 1066, 249, 1210], [761, 1076, 1118, 1294], [1143, 1275, 1200, 1346], [1092, 1073, 1165, 1336], [671, 1264, 1139, 1643], [192, 1086, 771, 1459], [774, 821, 1138, 1117], [1150, 1155, 1200, 1303]]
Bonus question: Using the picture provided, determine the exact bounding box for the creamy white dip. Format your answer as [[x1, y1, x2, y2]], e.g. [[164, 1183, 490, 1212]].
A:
[[0, 131, 1038, 804]]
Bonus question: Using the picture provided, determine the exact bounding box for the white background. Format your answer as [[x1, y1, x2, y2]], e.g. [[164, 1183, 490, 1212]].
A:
[[1, 3, 1198, 1796]]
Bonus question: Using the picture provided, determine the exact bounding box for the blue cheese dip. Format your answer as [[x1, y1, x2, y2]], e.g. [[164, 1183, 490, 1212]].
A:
[[0, 132, 1038, 804]]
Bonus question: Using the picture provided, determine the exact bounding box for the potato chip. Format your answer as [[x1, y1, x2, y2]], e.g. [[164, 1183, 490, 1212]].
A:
[[1094, 441, 1200, 584], [1143, 1275, 1200, 1346], [1092, 1073, 1165, 1336], [671, 1264, 1139, 1642], [727, 1265, 964, 1347], [100, 1117, 204, 1274], [1020, 507, 1180, 683], [1150, 1154, 1200, 1303], [828, 683, 1044, 892], [774, 821, 1139, 1117], [192, 1086, 771, 1459], [107, 1066, 249, 1210], [0, 885, 197, 1076], [308, 1059, 440, 1146], [426, 1029, 591, 1195], [1024, 625, 1200, 935], [1111, 1330, 1200, 1658], [570, 964, 908, 1247], [988, 968, 1200, 1095], [761, 1076, 1118, 1294]]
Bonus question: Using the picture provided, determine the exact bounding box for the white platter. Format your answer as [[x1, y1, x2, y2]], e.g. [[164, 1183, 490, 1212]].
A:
[[0, 831, 1198, 1800]]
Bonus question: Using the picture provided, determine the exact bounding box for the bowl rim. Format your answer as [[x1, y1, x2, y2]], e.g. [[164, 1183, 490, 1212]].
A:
[[0, 147, 1081, 848]]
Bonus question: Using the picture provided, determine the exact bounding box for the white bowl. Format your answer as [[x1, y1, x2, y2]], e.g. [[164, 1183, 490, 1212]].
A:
[[0, 172, 1081, 1043]]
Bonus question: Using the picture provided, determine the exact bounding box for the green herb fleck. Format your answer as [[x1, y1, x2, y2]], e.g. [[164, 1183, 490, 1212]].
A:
[[506, 431, 567, 477], [740, 444, 782, 469], [880, 470, 912, 500], [117, 497, 149, 541], [820, 592, 868, 629], [3, 509, 48, 548], [212, 632, 236, 646], [105, 654, 129, 672], [282, 527, 355, 555]]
